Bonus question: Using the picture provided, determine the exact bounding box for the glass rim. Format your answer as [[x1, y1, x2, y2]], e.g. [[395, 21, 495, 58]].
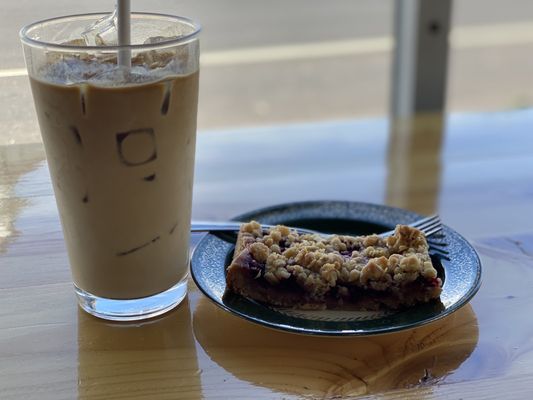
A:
[[19, 12, 201, 52]]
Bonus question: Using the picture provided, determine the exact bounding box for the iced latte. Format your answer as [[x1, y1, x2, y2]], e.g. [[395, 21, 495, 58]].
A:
[[21, 13, 200, 320]]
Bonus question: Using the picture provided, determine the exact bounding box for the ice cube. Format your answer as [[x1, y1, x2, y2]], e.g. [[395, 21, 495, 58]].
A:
[[81, 10, 118, 46], [132, 36, 180, 69], [90, 64, 129, 85], [60, 38, 88, 47], [143, 36, 178, 45]]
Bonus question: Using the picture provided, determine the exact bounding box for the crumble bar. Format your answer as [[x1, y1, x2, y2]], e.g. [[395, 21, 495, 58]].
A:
[[226, 221, 442, 310]]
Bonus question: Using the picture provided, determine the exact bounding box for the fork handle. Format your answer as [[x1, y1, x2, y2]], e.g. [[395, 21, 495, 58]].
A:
[[191, 221, 244, 233], [191, 221, 318, 235]]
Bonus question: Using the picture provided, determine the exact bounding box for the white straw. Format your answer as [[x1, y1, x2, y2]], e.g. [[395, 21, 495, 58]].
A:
[[117, 0, 131, 67]]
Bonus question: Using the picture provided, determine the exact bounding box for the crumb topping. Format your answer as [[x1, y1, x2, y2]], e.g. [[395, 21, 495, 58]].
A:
[[233, 220, 440, 302]]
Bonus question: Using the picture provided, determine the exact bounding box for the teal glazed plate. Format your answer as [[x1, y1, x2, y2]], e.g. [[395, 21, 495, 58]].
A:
[[190, 201, 482, 336]]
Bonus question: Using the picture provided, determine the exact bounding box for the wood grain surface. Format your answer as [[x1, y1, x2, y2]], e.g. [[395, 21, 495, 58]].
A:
[[1, 110, 533, 399]]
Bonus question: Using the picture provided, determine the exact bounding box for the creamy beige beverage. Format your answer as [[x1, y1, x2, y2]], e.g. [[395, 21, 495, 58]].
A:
[[22, 12, 201, 319], [29, 67, 199, 299]]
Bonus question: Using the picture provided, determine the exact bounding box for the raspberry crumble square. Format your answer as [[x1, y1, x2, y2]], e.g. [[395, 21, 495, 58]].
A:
[[226, 221, 442, 310]]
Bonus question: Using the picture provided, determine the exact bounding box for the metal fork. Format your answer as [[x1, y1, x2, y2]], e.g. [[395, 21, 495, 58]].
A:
[[378, 214, 442, 238], [379, 214, 449, 260], [191, 214, 441, 236], [191, 214, 448, 259]]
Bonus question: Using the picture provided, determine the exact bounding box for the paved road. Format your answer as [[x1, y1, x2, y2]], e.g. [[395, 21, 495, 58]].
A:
[[1, 0, 533, 144]]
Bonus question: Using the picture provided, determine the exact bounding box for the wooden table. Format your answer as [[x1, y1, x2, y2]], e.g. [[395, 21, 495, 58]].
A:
[[1, 109, 533, 399]]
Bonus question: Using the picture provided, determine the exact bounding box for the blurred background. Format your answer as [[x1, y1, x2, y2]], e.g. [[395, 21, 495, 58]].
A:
[[1, 0, 532, 145]]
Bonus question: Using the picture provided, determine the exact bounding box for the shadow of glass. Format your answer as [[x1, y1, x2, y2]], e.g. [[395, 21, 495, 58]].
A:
[[192, 297, 478, 398], [77, 297, 201, 399]]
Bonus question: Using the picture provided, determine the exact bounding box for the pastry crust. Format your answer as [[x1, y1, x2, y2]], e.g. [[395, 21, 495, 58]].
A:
[[226, 221, 442, 310]]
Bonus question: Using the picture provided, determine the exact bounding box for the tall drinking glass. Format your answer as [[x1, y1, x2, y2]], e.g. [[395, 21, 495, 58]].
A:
[[20, 13, 200, 321]]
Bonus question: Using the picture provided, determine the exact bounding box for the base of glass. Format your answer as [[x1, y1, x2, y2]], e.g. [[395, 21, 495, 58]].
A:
[[75, 276, 188, 322]]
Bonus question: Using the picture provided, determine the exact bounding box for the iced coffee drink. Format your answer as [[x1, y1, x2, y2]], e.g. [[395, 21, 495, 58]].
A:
[[21, 13, 200, 320]]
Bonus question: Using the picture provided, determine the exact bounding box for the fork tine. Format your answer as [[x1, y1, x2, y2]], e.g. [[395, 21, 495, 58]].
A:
[[429, 245, 449, 254], [427, 239, 448, 248], [423, 225, 441, 238], [418, 217, 442, 231], [425, 225, 443, 237], [414, 216, 441, 231], [410, 214, 439, 229], [417, 221, 441, 235], [429, 231, 445, 238]]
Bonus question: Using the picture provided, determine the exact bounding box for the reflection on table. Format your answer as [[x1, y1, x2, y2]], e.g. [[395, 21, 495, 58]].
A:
[[193, 296, 478, 397], [77, 297, 200, 399]]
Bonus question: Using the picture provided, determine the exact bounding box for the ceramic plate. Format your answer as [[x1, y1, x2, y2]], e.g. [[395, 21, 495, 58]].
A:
[[190, 201, 482, 336]]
